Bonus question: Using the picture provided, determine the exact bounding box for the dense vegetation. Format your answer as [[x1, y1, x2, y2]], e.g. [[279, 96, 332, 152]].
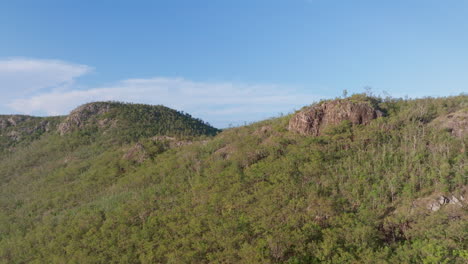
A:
[[95, 102, 219, 139], [59, 101, 219, 140], [0, 102, 218, 156], [0, 95, 466, 263]]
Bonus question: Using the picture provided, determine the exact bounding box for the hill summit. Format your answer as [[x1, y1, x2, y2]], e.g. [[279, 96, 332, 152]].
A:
[[57, 102, 220, 138], [0, 102, 219, 153]]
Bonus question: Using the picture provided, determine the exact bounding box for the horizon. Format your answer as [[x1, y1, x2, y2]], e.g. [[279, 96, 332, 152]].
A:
[[2, 92, 467, 130], [1, 0, 468, 128]]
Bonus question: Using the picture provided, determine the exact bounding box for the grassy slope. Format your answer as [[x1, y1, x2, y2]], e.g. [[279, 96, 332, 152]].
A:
[[0, 96, 467, 263]]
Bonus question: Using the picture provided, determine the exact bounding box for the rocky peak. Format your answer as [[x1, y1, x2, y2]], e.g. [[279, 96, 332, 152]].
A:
[[288, 98, 383, 136], [57, 102, 113, 135]]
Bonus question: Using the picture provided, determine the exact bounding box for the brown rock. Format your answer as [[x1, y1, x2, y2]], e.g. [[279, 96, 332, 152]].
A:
[[288, 99, 383, 136]]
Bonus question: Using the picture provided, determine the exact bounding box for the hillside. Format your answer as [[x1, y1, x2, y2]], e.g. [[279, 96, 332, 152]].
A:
[[0, 102, 218, 154], [0, 95, 467, 263]]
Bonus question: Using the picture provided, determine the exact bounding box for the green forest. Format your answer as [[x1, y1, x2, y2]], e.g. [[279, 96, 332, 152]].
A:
[[0, 95, 466, 263]]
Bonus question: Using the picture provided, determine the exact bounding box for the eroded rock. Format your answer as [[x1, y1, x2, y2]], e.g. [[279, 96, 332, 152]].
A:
[[0, 116, 52, 142], [288, 99, 383, 136], [413, 192, 466, 213], [58, 103, 112, 135], [0, 115, 32, 129]]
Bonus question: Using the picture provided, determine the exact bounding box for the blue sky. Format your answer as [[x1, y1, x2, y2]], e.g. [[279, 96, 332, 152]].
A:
[[0, 0, 467, 128]]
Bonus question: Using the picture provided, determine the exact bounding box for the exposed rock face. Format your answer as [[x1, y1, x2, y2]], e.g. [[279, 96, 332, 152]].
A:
[[391, 188, 467, 218], [7, 130, 21, 141], [58, 103, 112, 135], [415, 193, 466, 212], [0, 115, 32, 129], [430, 109, 467, 138], [0, 115, 52, 142], [288, 100, 383, 136]]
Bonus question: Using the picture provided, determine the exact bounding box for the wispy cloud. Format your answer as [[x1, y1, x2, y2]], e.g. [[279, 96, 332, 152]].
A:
[[0, 58, 91, 94], [2, 58, 322, 128]]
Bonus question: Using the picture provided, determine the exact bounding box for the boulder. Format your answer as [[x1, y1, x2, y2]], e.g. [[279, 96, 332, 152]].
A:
[[288, 99, 383, 136]]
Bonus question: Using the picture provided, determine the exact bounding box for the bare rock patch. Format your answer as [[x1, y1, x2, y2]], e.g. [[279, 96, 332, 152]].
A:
[[58, 103, 112, 135], [288, 99, 383, 136], [430, 108, 467, 138]]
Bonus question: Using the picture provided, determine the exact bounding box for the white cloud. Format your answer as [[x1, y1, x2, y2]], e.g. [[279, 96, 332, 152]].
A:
[[8, 77, 321, 127], [1, 58, 322, 128], [0, 58, 91, 100]]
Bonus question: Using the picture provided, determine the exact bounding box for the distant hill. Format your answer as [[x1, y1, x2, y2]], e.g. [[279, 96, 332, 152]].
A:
[[57, 101, 219, 138], [0, 95, 466, 263], [0, 102, 219, 154]]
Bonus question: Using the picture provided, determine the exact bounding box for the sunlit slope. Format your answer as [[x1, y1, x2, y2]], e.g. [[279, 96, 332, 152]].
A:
[[0, 95, 466, 264]]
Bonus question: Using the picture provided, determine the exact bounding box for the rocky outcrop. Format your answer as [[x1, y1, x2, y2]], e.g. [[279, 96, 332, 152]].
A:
[[409, 189, 467, 213], [288, 99, 383, 136], [430, 109, 467, 138], [1, 115, 53, 142], [0, 115, 32, 129], [57, 103, 112, 135], [425, 195, 465, 212]]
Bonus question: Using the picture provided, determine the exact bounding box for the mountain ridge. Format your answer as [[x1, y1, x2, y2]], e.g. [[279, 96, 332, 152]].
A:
[[0, 101, 220, 154], [0, 94, 466, 263]]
